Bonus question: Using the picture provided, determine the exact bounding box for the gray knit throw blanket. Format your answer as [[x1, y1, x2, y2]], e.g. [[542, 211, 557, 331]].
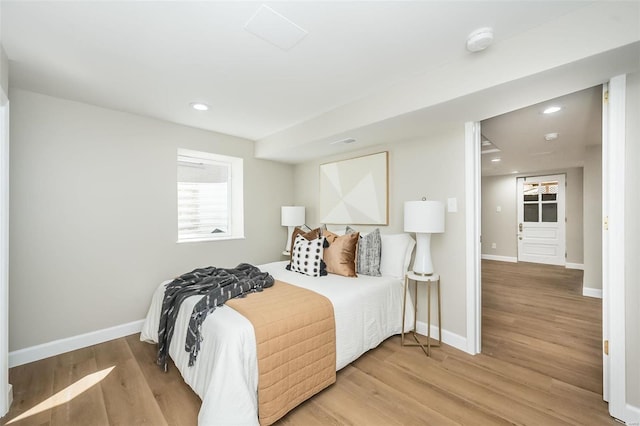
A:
[[157, 263, 274, 371]]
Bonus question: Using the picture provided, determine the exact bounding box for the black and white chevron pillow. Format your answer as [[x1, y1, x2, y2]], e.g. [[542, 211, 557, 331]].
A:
[[288, 234, 327, 277]]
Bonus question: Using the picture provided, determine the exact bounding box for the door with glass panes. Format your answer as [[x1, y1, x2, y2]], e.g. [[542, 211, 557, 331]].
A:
[[516, 174, 566, 265]]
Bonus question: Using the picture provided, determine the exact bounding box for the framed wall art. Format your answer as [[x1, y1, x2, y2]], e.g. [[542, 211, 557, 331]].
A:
[[319, 151, 388, 225]]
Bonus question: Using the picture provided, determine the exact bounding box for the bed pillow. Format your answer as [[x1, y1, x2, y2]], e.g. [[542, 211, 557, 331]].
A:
[[380, 233, 416, 279], [323, 230, 359, 277], [287, 234, 327, 277], [346, 226, 382, 277], [289, 227, 322, 263]]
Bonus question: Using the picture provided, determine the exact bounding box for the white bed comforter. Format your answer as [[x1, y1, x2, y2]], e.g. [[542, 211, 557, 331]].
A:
[[140, 261, 415, 425]]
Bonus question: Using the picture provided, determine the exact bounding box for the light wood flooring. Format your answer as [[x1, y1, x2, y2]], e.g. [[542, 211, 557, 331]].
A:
[[1, 260, 613, 425]]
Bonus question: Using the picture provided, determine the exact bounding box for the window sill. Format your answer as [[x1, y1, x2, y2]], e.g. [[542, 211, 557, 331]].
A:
[[176, 235, 245, 244]]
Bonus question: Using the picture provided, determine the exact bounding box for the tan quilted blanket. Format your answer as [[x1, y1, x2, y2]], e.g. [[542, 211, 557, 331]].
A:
[[226, 280, 336, 425]]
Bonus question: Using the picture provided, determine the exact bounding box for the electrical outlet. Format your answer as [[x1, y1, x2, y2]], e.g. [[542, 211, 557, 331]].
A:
[[491, 243, 497, 249]]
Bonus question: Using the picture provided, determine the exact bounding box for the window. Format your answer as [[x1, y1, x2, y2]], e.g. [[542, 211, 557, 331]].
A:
[[177, 148, 244, 242], [522, 181, 559, 223]]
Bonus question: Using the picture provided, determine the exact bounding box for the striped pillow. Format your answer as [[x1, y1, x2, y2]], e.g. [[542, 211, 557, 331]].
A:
[[346, 226, 381, 277]]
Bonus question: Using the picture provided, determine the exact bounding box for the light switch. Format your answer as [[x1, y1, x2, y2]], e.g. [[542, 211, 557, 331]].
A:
[[496, 206, 502, 212], [447, 198, 457, 213]]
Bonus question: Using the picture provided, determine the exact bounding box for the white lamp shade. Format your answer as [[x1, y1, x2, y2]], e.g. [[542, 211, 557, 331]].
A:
[[404, 201, 445, 233], [281, 206, 305, 227]]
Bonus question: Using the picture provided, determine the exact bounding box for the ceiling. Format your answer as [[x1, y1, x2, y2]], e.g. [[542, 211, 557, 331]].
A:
[[2, 1, 639, 166], [481, 85, 603, 176]]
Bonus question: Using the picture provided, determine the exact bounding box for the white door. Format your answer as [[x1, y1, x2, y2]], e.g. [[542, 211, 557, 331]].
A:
[[516, 174, 566, 265]]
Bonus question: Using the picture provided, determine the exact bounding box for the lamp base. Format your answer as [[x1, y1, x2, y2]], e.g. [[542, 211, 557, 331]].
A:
[[412, 233, 434, 275], [285, 226, 295, 253]]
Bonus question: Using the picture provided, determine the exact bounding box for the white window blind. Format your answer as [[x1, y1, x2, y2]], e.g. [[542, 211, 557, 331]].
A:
[[177, 149, 244, 242]]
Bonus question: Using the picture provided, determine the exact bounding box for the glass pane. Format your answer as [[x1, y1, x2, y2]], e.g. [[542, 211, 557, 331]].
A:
[[523, 183, 539, 202], [542, 203, 558, 222], [524, 204, 538, 222], [540, 181, 558, 201]]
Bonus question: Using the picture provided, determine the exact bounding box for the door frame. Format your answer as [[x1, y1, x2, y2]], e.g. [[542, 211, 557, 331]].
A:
[[466, 73, 629, 422], [0, 88, 10, 417], [605, 75, 628, 421], [465, 122, 481, 355]]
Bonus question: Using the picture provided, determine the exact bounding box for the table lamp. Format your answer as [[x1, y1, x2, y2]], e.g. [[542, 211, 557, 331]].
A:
[[404, 200, 445, 275], [281, 206, 305, 253]]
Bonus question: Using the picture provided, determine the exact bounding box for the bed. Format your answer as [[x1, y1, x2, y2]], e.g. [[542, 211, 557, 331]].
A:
[[140, 233, 416, 425]]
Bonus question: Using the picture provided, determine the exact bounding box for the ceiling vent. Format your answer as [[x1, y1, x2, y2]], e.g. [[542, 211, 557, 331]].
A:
[[329, 137, 356, 145]]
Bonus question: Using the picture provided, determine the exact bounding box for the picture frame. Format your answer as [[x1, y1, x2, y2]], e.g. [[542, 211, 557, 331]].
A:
[[319, 151, 388, 225]]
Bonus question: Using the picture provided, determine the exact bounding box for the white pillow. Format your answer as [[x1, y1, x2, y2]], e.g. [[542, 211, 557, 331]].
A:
[[289, 234, 327, 277], [380, 233, 416, 279]]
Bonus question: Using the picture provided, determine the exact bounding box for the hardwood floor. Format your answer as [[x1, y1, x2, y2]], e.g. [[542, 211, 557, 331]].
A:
[[1, 260, 613, 425], [481, 260, 604, 396]]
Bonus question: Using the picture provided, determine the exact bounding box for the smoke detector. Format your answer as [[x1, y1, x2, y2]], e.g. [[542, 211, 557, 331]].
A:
[[466, 27, 494, 52]]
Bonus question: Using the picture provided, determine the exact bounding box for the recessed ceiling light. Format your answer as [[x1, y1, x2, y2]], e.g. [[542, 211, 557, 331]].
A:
[[512, 171, 519, 174], [190, 102, 209, 111], [491, 158, 501, 162], [543, 106, 562, 114], [544, 132, 559, 141]]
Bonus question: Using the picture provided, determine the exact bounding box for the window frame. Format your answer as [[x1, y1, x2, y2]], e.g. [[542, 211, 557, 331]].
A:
[[177, 148, 244, 243]]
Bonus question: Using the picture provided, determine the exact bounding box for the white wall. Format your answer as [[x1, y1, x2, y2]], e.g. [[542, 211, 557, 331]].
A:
[[0, 47, 7, 97], [481, 168, 584, 265], [583, 145, 602, 291], [480, 175, 517, 259], [9, 89, 294, 351], [625, 71, 640, 408], [293, 126, 468, 340]]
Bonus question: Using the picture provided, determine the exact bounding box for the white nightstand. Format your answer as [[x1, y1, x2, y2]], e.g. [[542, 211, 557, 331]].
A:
[[401, 271, 441, 357]]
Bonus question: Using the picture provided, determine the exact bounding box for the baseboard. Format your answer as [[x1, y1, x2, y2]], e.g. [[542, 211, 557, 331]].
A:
[[582, 287, 603, 299], [415, 320, 467, 353], [565, 263, 584, 270], [481, 254, 517, 263], [623, 402, 640, 424], [0, 383, 11, 418], [8, 320, 144, 368]]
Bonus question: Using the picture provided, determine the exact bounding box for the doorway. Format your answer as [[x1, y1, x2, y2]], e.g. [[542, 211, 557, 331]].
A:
[[468, 77, 634, 421], [477, 87, 603, 396]]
